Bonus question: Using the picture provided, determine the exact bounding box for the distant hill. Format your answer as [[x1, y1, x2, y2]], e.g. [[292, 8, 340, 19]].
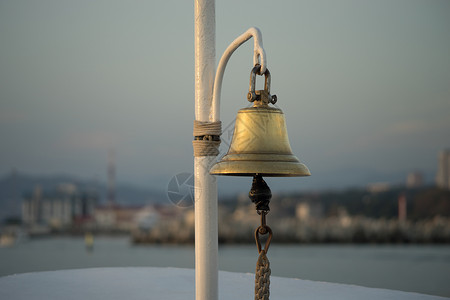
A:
[[0, 171, 167, 222]]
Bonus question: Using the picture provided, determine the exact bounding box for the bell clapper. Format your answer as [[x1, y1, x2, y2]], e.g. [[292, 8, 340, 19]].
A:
[[248, 174, 273, 249], [249, 174, 272, 213]]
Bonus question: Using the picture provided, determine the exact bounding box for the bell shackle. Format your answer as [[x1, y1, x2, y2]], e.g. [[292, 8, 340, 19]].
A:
[[247, 65, 277, 104]]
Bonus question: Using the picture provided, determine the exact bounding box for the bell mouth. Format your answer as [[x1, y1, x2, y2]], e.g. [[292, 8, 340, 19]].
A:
[[210, 157, 311, 177]]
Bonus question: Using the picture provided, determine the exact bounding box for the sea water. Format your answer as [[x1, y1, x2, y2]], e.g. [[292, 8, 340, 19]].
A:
[[0, 236, 449, 297]]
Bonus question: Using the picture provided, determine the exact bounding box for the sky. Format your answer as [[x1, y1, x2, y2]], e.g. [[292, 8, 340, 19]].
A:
[[1, 0, 449, 193]]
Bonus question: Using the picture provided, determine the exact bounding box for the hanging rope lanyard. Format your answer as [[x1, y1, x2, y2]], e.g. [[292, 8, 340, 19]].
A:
[[254, 211, 272, 300], [248, 174, 273, 300]]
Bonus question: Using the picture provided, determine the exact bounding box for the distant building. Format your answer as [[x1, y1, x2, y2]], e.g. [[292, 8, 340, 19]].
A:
[[22, 184, 98, 228], [367, 182, 390, 193], [436, 150, 450, 190], [94, 205, 143, 231], [232, 204, 260, 223], [406, 171, 423, 188], [95, 204, 184, 232], [295, 201, 323, 221]]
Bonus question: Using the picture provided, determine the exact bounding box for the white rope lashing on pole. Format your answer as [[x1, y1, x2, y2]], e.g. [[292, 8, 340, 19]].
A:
[[193, 120, 221, 156]]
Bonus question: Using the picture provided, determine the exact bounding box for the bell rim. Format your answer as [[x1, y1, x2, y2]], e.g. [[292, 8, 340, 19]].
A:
[[210, 160, 311, 177], [218, 153, 300, 161]]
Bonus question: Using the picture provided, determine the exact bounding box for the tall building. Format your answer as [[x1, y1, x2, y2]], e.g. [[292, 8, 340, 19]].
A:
[[436, 150, 450, 190], [22, 184, 98, 228]]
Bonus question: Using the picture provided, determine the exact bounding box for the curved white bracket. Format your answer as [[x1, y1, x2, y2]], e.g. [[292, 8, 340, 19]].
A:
[[210, 27, 267, 122]]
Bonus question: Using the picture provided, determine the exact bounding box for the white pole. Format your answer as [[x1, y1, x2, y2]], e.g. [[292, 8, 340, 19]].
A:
[[194, 1, 218, 300]]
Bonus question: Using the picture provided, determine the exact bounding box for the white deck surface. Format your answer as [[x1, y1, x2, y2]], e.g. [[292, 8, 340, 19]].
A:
[[0, 267, 447, 300]]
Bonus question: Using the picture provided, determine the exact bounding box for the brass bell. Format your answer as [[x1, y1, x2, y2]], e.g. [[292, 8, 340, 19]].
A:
[[210, 66, 310, 177]]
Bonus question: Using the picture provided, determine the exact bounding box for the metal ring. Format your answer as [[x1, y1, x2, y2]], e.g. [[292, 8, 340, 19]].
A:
[[255, 225, 273, 254]]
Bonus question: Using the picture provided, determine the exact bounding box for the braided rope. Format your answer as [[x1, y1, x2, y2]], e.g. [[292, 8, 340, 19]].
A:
[[255, 249, 271, 300], [192, 121, 221, 157]]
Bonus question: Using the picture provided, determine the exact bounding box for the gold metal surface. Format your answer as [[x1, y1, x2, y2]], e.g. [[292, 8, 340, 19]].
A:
[[210, 105, 310, 177]]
